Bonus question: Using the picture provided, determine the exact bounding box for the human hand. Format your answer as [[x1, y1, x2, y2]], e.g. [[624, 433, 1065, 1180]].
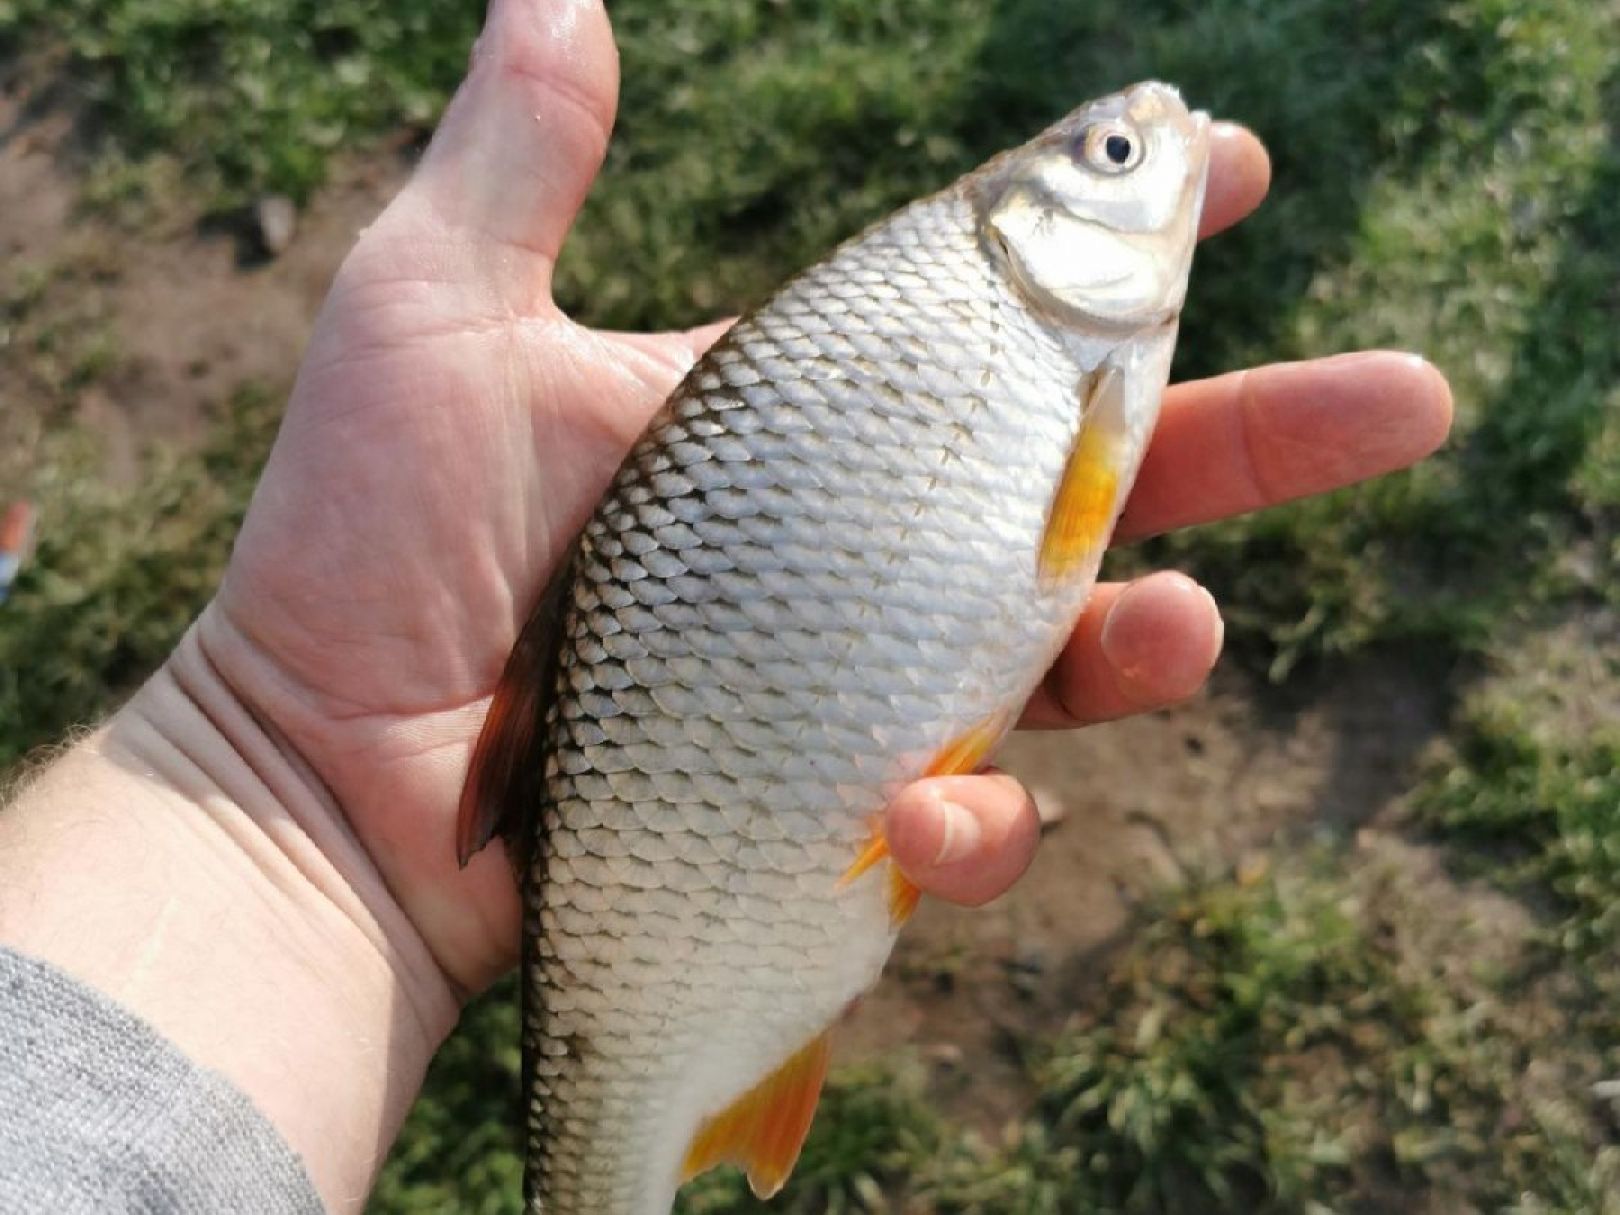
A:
[[199, 0, 1452, 998]]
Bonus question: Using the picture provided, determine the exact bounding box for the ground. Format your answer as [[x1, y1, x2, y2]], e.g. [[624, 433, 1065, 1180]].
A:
[[1, 1, 1617, 1211]]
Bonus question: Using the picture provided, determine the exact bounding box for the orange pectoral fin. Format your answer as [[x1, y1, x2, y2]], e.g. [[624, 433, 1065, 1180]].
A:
[[1040, 366, 1126, 584], [456, 549, 575, 868], [681, 1029, 833, 1199]]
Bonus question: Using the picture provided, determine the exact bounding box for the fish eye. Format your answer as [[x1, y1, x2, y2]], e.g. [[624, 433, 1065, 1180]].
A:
[[1076, 122, 1144, 174]]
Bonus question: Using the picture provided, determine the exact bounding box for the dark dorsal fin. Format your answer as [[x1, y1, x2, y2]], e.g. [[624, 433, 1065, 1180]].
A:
[[456, 551, 575, 869]]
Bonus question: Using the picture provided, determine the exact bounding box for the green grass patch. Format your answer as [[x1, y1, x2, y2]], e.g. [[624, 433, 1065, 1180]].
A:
[[0, 0, 476, 207], [0, 385, 276, 765], [963, 859, 1612, 1213], [1417, 702, 1620, 960], [3, 248, 124, 408]]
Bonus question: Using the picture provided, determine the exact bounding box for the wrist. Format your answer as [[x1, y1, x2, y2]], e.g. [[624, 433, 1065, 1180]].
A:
[[0, 623, 460, 1212]]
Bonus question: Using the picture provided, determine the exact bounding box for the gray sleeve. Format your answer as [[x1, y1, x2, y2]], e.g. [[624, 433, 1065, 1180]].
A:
[[0, 946, 325, 1215]]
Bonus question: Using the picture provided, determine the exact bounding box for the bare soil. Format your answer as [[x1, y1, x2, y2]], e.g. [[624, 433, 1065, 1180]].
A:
[[1, 65, 409, 490]]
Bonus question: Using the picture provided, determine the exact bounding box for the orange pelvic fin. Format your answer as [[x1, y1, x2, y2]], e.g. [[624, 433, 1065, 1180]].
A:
[[888, 865, 922, 924], [836, 822, 923, 926], [925, 709, 1012, 778], [681, 1029, 833, 1198], [838, 711, 1012, 925], [1040, 365, 1126, 583], [839, 828, 891, 888]]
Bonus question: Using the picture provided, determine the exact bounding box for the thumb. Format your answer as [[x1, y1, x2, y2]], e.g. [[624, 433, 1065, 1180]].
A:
[[885, 771, 1043, 908], [387, 0, 618, 298]]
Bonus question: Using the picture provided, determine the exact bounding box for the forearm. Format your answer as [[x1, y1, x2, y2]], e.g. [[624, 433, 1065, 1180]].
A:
[[0, 625, 460, 1213]]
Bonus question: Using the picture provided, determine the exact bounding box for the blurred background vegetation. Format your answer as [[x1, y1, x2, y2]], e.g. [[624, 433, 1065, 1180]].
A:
[[1, 0, 1616, 1210]]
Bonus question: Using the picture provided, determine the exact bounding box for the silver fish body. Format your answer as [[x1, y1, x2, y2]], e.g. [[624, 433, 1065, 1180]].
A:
[[470, 81, 1210, 1215]]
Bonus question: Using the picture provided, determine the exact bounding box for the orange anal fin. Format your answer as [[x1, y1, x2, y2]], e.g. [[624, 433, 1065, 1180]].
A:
[[681, 1029, 833, 1199], [456, 550, 575, 868], [1040, 366, 1126, 583]]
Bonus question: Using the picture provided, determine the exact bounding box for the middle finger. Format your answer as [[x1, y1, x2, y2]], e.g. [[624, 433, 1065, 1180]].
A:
[[1021, 571, 1224, 729]]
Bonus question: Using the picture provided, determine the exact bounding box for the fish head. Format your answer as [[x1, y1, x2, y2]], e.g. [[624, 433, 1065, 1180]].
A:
[[976, 81, 1210, 333]]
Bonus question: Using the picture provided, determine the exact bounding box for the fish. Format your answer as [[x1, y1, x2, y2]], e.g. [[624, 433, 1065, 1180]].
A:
[[458, 80, 1211, 1215]]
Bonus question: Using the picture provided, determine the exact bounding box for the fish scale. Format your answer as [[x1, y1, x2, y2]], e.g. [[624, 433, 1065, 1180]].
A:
[[460, 81, 1209, 1215]]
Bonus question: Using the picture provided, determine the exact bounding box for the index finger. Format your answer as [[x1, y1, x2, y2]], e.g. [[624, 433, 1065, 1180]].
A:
[[1199, 122, 1271, 240], [1116, 352, 1455, 542]]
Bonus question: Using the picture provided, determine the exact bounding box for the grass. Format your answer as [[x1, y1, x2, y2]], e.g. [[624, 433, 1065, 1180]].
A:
[[366, 980, 526, 1215], [0, 240, 281, 764], [0, 385, 275, 767], [1418, 697, 1620, 960], [0, 0, 475, 207], [2, 249, 123, 407], [1, 0, 1617, 1211]]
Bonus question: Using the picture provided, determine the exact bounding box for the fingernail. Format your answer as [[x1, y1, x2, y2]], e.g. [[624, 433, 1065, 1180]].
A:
[[932, 798, 983, 866], [1099, 573, 1200, 682]]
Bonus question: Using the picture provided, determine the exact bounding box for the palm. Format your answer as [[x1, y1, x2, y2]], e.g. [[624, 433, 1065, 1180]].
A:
[[214, 235, 712, 984]]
